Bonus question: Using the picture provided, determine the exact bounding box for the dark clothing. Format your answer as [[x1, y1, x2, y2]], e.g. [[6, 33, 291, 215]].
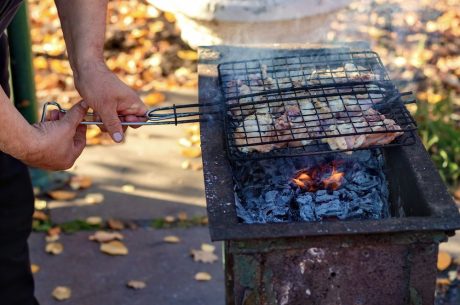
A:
[[0, 0, 22, 34], [0, 1, 39, 304]]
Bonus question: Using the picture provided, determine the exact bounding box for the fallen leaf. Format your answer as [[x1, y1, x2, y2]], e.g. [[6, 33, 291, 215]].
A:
[[436, 278, 451, 286], [448, 270, 458, 281], [48, 226, 61, 237], [107, 218, 125, 230], [163, 235, 181, 243], [86, 216, 103, 225], [201, 243, 216, 253], [177, 50, 198, 61], [52, 286, 71, 301], [46, 235, 60, 242], [34, 199, 47, 210], [70, 175, 93, 190], [438, 251, 452, 271], [194, 272, 212, 281], [127, 280, 147, 290], [31, 264, 40, 274], [122, 184, 135, 193], [180, 147, 201, 158], [100, 241, 129, 256], [181, 160, 191, 170], [48, 190, 77, 201], [46, 242, 64, 255], [89, 231, 124, 243], [179, 138, 192, 147], [191, 249, 218, 263], [177, 211, 188, 221], [191, 161, 203, 171], [85, 193, 104, 204], [144, 92, 165, 106], [164, 215, 175, 223], [33, 210, 48, 221]]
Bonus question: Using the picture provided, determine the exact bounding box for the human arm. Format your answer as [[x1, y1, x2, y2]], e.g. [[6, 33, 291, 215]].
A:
[[54, 0, 147, 143], [0, 86, 89, 170]]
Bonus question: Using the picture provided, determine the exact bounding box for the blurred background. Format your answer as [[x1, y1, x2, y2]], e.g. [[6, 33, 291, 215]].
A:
[[20, 0, 460, 304]]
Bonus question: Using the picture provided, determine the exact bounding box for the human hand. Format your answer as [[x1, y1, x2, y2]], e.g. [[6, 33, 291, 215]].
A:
[[21, 101, 89, 170], [74, 60, 147, 143]]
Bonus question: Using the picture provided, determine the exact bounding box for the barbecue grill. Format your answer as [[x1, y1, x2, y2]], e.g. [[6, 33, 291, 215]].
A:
[[198, 44, 460, 305], [42, 49, 418, 161]]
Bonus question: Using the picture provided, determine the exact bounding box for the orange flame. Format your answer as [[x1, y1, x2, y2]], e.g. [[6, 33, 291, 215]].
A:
[[292, 163, 344, 192], [322, 168, 344, 191]]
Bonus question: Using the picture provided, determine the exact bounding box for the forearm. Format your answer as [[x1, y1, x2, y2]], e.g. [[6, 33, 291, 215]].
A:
[[54, 0, 109, 80], [0, 87, 34, 160]]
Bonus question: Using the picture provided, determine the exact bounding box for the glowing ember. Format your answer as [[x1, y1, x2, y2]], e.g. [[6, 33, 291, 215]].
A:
[[292, 163, 344, 192]]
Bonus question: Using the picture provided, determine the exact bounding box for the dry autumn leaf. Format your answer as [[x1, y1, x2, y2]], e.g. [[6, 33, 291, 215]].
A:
[[52, 286, 71, 301], [100, 241, 129, 256], [164, 215, 175, 223], [144, 92, 166, 107], [45, 235, 60, 242], [163, 235, 181, 243], [33, 210, 48, 221], [107, 218, 125, 230], [127, 280, 147, 290], [34, 199, 47, 210], [48, 190, 77, 201], [194, 272, 212, 281], [31, 264, 40, 274], [191, 249, 218, 264], [46, 242, 64, 255], [180, 147, 201, 158], [177, 211, 188, 221], [181, 160, 191, 170], [70, 175, 93, 190], [201, 243, 216, 253], [436, 278, 451, 286], [86, 216, 103, 226], [48, 226, 61, 237], [89, 231, 124, 243], [438, 251, 452, 271], [85, 193, 104, 204], [122, 184, 135, 193]]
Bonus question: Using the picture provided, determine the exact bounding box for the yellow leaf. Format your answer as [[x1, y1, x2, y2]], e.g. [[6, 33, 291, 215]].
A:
[[31, 264, 40, 274], [438, 251, 452, 271], [52, 286, 71, 301], [164, 215, 176, 223], [201, 243, 215, 253], [89, 231, 124, 243], [144, 92, 165, 107], [163, 235, 181, 243], [180, 147, 201, 158], [46, 242, 64, 255], [436, 278, 451, 286], [122, 184, 135, 193], [70, 175, 93, 190], [191, 249, 218, 263], [34, 199, 47, 210], [86, 216, 103, 226], [194, 272, 212, 281], [177, 50, 198, 61], [181, 160, 191, 170], [85, 193, 104, 204], [48, 190, 77, 201], [127, 280, 147, 290], [100, 241, 128, 256], [45, 235, 60, 242]]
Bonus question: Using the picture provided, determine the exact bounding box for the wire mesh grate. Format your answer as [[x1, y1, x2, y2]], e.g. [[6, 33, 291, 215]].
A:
[[217, 50, 417, 160]]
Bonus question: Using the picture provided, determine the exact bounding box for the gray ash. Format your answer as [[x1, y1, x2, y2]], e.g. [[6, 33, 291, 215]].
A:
[[233, 150, 390, 223]]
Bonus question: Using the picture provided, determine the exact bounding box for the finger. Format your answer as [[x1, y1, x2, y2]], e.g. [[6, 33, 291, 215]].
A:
[[73, 124, 87, 153], [119, 94, 148, 116], [46, 109, 61, 121], [64, 101, 90, 128], [99, 109, 124, 143], [124, 114, 145, 129]]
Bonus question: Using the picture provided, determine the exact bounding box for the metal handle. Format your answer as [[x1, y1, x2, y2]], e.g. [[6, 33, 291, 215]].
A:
[[40, 101, 219, 126]]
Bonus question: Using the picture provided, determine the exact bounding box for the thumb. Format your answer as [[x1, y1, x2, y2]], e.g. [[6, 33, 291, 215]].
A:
[[64, 101, 90, 128], [99, 109, 124, 143], [73, 124, 87, 154]]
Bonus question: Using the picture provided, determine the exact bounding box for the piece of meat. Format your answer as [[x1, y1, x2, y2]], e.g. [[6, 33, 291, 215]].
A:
[[235, 113, 277, 153], [323, 108, 403, 152]]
